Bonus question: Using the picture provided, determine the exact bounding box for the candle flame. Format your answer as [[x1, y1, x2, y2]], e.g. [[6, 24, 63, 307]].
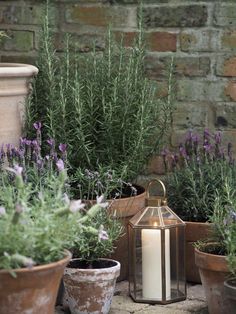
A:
[[153, 221, 158, 227]]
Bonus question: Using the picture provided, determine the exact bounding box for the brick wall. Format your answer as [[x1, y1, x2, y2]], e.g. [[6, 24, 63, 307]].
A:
[[0, 0, 236, 177]]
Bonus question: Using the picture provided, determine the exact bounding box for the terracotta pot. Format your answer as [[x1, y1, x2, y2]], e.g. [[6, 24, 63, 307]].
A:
[[108, 185, 146, 281], [0, 251, 71, 314], [224, 278, 236, 314], [185, 221, 212, 283], [0, 63, 38, 147], [195, 246, 231, 314], [63, 258, 120, 314]]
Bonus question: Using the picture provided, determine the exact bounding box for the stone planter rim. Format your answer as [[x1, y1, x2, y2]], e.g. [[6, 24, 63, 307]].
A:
[[0, 63, 38, 77]]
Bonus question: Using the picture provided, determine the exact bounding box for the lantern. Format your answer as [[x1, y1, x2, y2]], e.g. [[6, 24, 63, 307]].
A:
[[128, 179, 186, 304]]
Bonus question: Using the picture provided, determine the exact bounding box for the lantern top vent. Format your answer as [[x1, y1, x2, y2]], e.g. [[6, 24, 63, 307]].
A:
[[129, 180, 185, 228]]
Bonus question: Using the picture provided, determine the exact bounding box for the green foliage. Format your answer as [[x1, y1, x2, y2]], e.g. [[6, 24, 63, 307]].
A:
[[26, 5, 174, 185], [72, 203, 123, 262], [165, 130, 236, 222]]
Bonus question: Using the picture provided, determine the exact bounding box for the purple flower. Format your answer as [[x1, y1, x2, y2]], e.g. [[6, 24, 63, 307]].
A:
[[214, 131, 222, 145], [98, 225, 109, 241], [6, 165, 23, 177], [69, 199, 85, 213], [96, 195, 109, 208], [161, 148, 169, 157], [33, 122, 42, 130], [56, 159, 64, 172], [185, 130, 193, 142], [59, 143, 67, 153], [192, 134, 200, 144], [203, 143, 212, 153], [47, 138, 55, 147], [0, 206, 6, 216], [204, 128, 211, 140], [179, 146, 187, 158]]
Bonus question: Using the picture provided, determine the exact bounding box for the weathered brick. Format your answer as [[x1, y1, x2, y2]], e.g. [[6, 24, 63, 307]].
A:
[[143, 5, 208, 28], [225, 81, 236, 101], [216, 55, 236, 77], [65, 5, 136, 28], [221, 31, 236, 51], [214, 4, 236, 26], [147, 32, 177, 52], [173, 102, 209, 129], [114, 31, 137, 47], [177, 80, 226, 102], [213, 102, 236, 128], [145, 55, 210, 79], [180, 30, 219, 52], [53, 32, 105, 52], [2, 30, 34, 52]]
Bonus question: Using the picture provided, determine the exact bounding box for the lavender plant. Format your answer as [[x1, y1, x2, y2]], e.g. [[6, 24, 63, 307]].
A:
[[195, 180, 236, 273], [164, 130, 236, 222], [26, 4, 174, 187]]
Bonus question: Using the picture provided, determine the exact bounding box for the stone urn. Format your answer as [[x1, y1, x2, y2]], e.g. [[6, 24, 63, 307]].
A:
[[0, 63, 38, 147], [63, 258, 120, 314]]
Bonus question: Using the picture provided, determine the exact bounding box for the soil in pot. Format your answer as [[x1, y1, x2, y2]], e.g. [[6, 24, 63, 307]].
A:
[[0, 252, 71, 314], [195, 244, 231, 314], [63, 258, 120, 314]]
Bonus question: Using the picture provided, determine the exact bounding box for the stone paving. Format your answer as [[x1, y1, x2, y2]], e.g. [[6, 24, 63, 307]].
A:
[[55, 281, 208, 314]]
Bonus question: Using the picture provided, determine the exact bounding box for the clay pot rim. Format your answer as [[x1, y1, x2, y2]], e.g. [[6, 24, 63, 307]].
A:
[[67, 258, 120, 272], [0, 250, 72, 274], [224, 277, 236, 287], [0, 63, 38, 77]]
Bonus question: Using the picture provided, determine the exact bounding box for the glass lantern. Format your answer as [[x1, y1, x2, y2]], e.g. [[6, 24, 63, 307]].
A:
[[128, 179, 186, 304]]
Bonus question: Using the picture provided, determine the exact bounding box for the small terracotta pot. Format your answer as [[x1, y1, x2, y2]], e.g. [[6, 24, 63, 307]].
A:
[[224, 278, 236, 314], [195, 245, 231, 314], [63, 258, 120, 314], [0, 63, 38, 147], [185, 221, 212, 283], [108, 185, 146, 281], [0, 251, 71, 314]]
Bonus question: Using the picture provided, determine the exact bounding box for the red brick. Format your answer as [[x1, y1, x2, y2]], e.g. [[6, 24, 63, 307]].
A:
[[114, 31, 138, 47], [225, 81, 236, 101], [223, 56, 236, 76], [147, 32, 177, 52]]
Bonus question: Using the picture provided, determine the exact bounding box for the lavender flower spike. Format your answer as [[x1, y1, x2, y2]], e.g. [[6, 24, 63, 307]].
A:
[[5, 165, 23, 177], [98, 225, 109, 241], [56, 159, 64, 172], [69, 199, 85, 213], [33, 121, 42, 130], [96, 195, 109, 208], [59, 143, 67, 153]]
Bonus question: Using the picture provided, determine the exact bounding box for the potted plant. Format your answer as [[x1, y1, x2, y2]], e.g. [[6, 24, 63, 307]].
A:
[[0, 31, 38, 147], [195, 179, 236, 314], [164, 129, 236, 283], [63, 197, 123, 314], [25, 6, 174, 280], [0, 123, 115, 313], [223, 201, 236, 314]]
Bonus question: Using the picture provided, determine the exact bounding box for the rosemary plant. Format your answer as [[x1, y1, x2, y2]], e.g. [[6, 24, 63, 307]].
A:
[[26, 5, 174, 186]]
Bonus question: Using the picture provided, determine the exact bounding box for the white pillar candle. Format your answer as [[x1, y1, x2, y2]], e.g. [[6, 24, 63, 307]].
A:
[[142, 228, 171, 300]]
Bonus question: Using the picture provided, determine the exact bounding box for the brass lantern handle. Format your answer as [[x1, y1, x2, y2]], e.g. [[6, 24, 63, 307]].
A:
[[146, 179, 167, 206], [147, 179, 166, 198]]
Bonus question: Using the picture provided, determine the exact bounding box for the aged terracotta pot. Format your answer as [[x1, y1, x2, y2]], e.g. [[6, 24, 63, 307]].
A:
[[0, 251, 71, 314], [63, 258, 120, 314], [195, 245, 231, 314], [224, 278, 236, 314], [108, 184, 146, 281], [185, 221, 212, 283], [0, 63, 38, 147]]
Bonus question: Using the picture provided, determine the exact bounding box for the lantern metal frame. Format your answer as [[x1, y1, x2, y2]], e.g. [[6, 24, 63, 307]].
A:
[[128, 179, 186, 304]]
